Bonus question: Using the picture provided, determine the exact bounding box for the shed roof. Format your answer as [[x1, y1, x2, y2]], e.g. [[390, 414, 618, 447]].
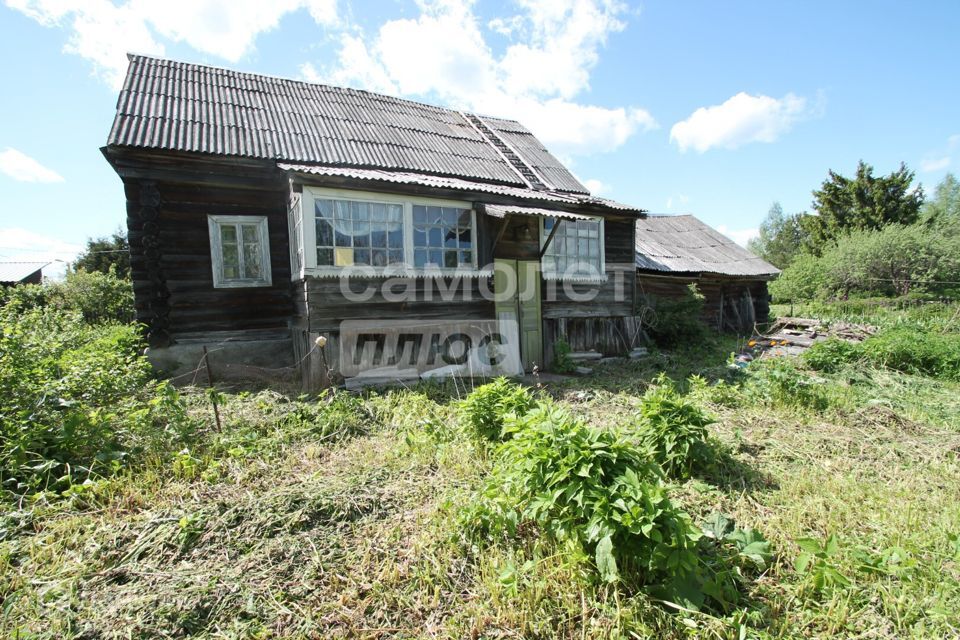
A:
[[0, 261, 48, 284], [635, 215, 779, 278], [107, 55, 606, 201]]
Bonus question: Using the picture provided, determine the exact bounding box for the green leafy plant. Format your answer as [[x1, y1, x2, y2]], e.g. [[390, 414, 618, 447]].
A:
[[748, 359, 833, 412], [551, 338, 575, 374], [632, 375, 715, 478], [466, 402, 702, 590], [802, 338, 863, 373], [692, 513, 775, 611], [853, 545, 916, 578], [460, 377, 536, 441], [795, 535, 852, 594], [687, 374, 744, 408]]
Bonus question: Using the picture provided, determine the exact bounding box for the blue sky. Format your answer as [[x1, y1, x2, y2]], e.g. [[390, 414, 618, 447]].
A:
[[1, 0, 958, 272]]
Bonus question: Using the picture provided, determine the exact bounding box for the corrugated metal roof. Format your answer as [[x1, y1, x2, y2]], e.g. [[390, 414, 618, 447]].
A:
[[0, 261, 48, 283], [107, 55, 591, 195], [278, 164, 643, 213], [635, 215, 779, 277], [484, 204, 595, 220]]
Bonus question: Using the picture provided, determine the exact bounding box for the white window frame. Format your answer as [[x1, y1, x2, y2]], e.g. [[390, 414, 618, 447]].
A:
[[207, 215, 273, 289], [295, 186, 482, 278], [540, 216, 606, 282]]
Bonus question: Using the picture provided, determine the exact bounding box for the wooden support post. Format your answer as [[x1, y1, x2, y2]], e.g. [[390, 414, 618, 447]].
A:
[[202, 346, 222, 431]]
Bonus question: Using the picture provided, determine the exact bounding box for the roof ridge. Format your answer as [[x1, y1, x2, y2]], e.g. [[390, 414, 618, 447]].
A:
[[126, 54, 496, 123]]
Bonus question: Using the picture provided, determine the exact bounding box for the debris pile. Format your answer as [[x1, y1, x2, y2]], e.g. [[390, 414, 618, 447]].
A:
[[734, 316, 877, 363]]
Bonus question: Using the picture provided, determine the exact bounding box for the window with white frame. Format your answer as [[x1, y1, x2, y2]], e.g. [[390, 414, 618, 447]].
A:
[[315, 198, 405, 267], [541, 217, 604, 279], [412, 205, 474, 269], [295, 187, 479, 275], [207, 215, 272, 288]]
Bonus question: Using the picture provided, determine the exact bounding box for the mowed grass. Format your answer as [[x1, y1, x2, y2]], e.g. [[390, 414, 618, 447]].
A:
[[3, 322, 960, 637]]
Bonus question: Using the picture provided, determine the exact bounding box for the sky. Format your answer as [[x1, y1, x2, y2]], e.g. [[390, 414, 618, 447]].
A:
[[1, 0, 958, 274]]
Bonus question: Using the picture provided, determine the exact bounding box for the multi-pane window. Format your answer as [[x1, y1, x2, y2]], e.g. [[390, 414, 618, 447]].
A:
[[412, 205, 474, 269], [296, 188, 479, 275], [207, 215, 272, 288], [541, 217, 603, 279], [314, 199, 404, 267]]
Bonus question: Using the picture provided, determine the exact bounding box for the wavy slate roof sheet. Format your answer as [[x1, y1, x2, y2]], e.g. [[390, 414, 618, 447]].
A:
[[107, 55, 591, 195], [278, 164, 642, 212], [635, 215, 779, 277]]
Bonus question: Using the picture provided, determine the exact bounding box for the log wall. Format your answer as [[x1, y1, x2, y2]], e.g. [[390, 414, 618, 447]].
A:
[[635, 272, 772, 333]]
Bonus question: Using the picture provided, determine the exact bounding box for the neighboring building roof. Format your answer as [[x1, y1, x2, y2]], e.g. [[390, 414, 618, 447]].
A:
[[0, 261, 49, 284], [635, 215, 779, 278], [107, 55, 599, 198]]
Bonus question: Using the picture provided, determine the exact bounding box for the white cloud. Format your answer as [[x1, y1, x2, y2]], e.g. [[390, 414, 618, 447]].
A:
[[5, 0, 339, 89], [921, 156, 950, 172], [0, 227, 82, 279], [6, 0, 165, 88], [312, 0, 655, 157], [716, 224, 759, 248], [0, 148, 64, 183], [670, 92, 810, 153], [301, 34, 399, 95], [919, 134, 959, 172], [582, 178, 610, 195]]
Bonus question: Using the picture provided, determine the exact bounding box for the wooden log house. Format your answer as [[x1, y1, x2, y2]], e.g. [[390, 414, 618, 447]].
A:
[[102, 55, 646, 387]]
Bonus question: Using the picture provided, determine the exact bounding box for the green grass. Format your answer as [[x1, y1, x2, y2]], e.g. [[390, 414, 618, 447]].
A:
[[3, 310, 960, 638]]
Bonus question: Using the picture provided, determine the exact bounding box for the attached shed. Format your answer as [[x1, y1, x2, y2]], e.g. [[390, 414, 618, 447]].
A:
[[0, 262, 49, 286], [102, 55, 645, 388], [635, 215, 779, 333]]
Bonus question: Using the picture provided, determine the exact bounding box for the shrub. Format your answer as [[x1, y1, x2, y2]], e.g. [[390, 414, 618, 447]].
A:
[[633, 376, 715, 478], [551, 338, 575, 374], [769, 252, 831, 303], [770, 223, 960, 302], [467, 402, 700, 587], [0, 306, 193, 496], [460, 377, 536, 441], [4, 269, 134, 324], [860, 326, 960, 380], [643, 284, 708, 348], [803, 338, 863, 373]]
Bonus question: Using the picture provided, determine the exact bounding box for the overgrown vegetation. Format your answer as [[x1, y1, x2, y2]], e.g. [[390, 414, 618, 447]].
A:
[[2, 268, 134, 323], [551, 337, 576, 374], [2, 280, 959, 638], [460, 377, 536, 441], [643, 283, 708, 348], [0, 305, 186, 496]]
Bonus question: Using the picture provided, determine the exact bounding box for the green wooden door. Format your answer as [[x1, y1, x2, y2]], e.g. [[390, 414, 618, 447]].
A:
[[495, 259, 542, 372]]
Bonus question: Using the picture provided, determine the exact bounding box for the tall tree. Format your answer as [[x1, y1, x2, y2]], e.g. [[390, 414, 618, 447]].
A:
[[747, 202, 808, 269], [72, 230, 130, 278], [921, 173, 960, 226], [803, 161, 923, 253]]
